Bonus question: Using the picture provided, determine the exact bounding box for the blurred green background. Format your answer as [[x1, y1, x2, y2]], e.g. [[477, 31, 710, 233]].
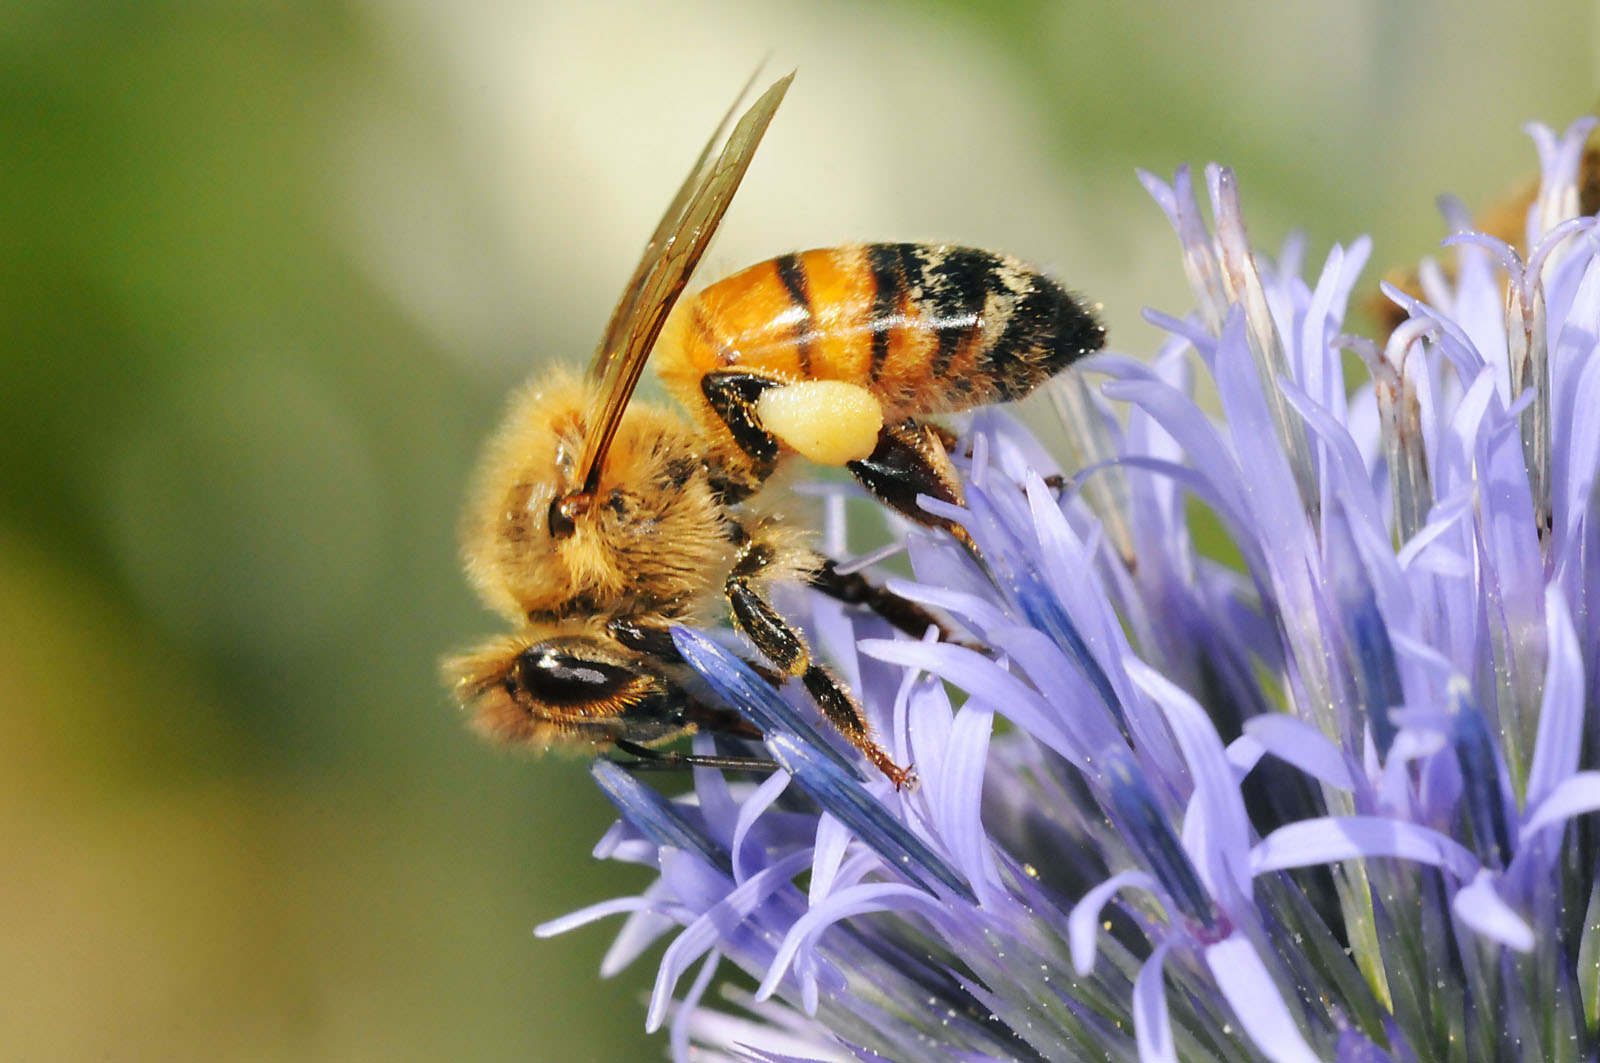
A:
[[2, 1, 1593, 1059]]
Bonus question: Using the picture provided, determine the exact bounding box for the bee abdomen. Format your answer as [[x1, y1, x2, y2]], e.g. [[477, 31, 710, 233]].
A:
[[881, 243, 1106, 406], [659, 243, 1104, 420]]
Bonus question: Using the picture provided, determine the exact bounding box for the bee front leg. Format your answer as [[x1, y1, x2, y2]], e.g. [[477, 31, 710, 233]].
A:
[[725, 541, 914, 789], [611, 738, 781, 775], [847, 418, 975, 550]]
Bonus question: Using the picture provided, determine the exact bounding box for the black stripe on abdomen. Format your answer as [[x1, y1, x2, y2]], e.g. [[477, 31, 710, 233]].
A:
[[774, 253, 814, 375], [919, 246, 1003, 379], [864, 244, 913, 382]]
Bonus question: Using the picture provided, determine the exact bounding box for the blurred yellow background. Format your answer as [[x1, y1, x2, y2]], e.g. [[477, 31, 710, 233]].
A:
[[2, 1, 1593, 1059]]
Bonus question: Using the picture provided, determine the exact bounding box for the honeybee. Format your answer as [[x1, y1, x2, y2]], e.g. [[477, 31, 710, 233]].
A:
[[444, 73, 1105, 787]]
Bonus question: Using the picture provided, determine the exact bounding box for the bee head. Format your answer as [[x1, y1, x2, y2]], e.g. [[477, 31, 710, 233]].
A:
[[443, 630, 688, 752]]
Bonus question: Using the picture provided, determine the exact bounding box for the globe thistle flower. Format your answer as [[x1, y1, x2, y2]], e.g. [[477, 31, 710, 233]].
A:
[[539, 116, 1600, 1062]]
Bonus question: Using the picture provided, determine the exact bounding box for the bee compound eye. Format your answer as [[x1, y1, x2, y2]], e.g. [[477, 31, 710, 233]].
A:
[[546, 495, 578, 539], [512, 646, 640, 708]]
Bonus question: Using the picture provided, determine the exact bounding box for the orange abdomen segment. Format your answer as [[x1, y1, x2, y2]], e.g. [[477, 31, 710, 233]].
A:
[[655, 243, 1105, 423]]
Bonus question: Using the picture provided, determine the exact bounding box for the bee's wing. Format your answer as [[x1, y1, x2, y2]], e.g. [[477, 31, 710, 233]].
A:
[[574, 71, 793, 499], [587, 68, 770, 386]]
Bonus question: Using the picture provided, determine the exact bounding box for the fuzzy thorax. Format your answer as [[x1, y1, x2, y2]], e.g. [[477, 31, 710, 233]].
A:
[[458, 371, 739, 626]]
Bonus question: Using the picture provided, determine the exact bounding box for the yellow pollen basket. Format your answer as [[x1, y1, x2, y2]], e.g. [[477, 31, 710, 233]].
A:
[[755, 380, 885, 466]]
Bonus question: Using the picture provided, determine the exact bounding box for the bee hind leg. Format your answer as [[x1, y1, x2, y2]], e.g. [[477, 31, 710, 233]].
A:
[[703, 371, 886, 473], [847, 419, 975, 551], [726, 540, 914, 789], [810, 558, 981, 649]]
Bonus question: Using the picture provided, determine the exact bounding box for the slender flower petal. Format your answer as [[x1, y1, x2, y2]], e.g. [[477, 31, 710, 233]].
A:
[[1520, 769, 1600, 836], [1131, 940, 1177, 1063], [1240, 715, 1355, 791], [1204, 937, 1321, 1063], [1452, 870, 1535, 951]]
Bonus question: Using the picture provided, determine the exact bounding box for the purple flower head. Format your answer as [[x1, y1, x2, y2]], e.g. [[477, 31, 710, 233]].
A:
[[538, 117, 1600, 1062]]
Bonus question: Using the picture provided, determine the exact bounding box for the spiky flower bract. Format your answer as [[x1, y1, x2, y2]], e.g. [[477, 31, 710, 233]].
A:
[[540, 118, 1600, 1063]]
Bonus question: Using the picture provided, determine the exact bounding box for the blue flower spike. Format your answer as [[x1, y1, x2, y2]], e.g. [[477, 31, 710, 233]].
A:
[[535, 116, 1600, 1063]]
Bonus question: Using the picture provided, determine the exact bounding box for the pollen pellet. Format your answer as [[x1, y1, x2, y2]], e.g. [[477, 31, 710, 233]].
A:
[[755, 380, 884, 465]]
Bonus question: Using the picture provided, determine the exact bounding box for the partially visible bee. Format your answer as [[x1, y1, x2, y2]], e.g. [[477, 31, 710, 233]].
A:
[[1369, 121, 1600, 338], [444, 73, 1105, 787]]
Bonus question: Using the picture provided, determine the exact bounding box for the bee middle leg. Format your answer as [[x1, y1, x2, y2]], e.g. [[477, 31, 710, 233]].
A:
[[847, 419, 975, 550], [726, 540, 914, 788], [607, 615, 789, 691]]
